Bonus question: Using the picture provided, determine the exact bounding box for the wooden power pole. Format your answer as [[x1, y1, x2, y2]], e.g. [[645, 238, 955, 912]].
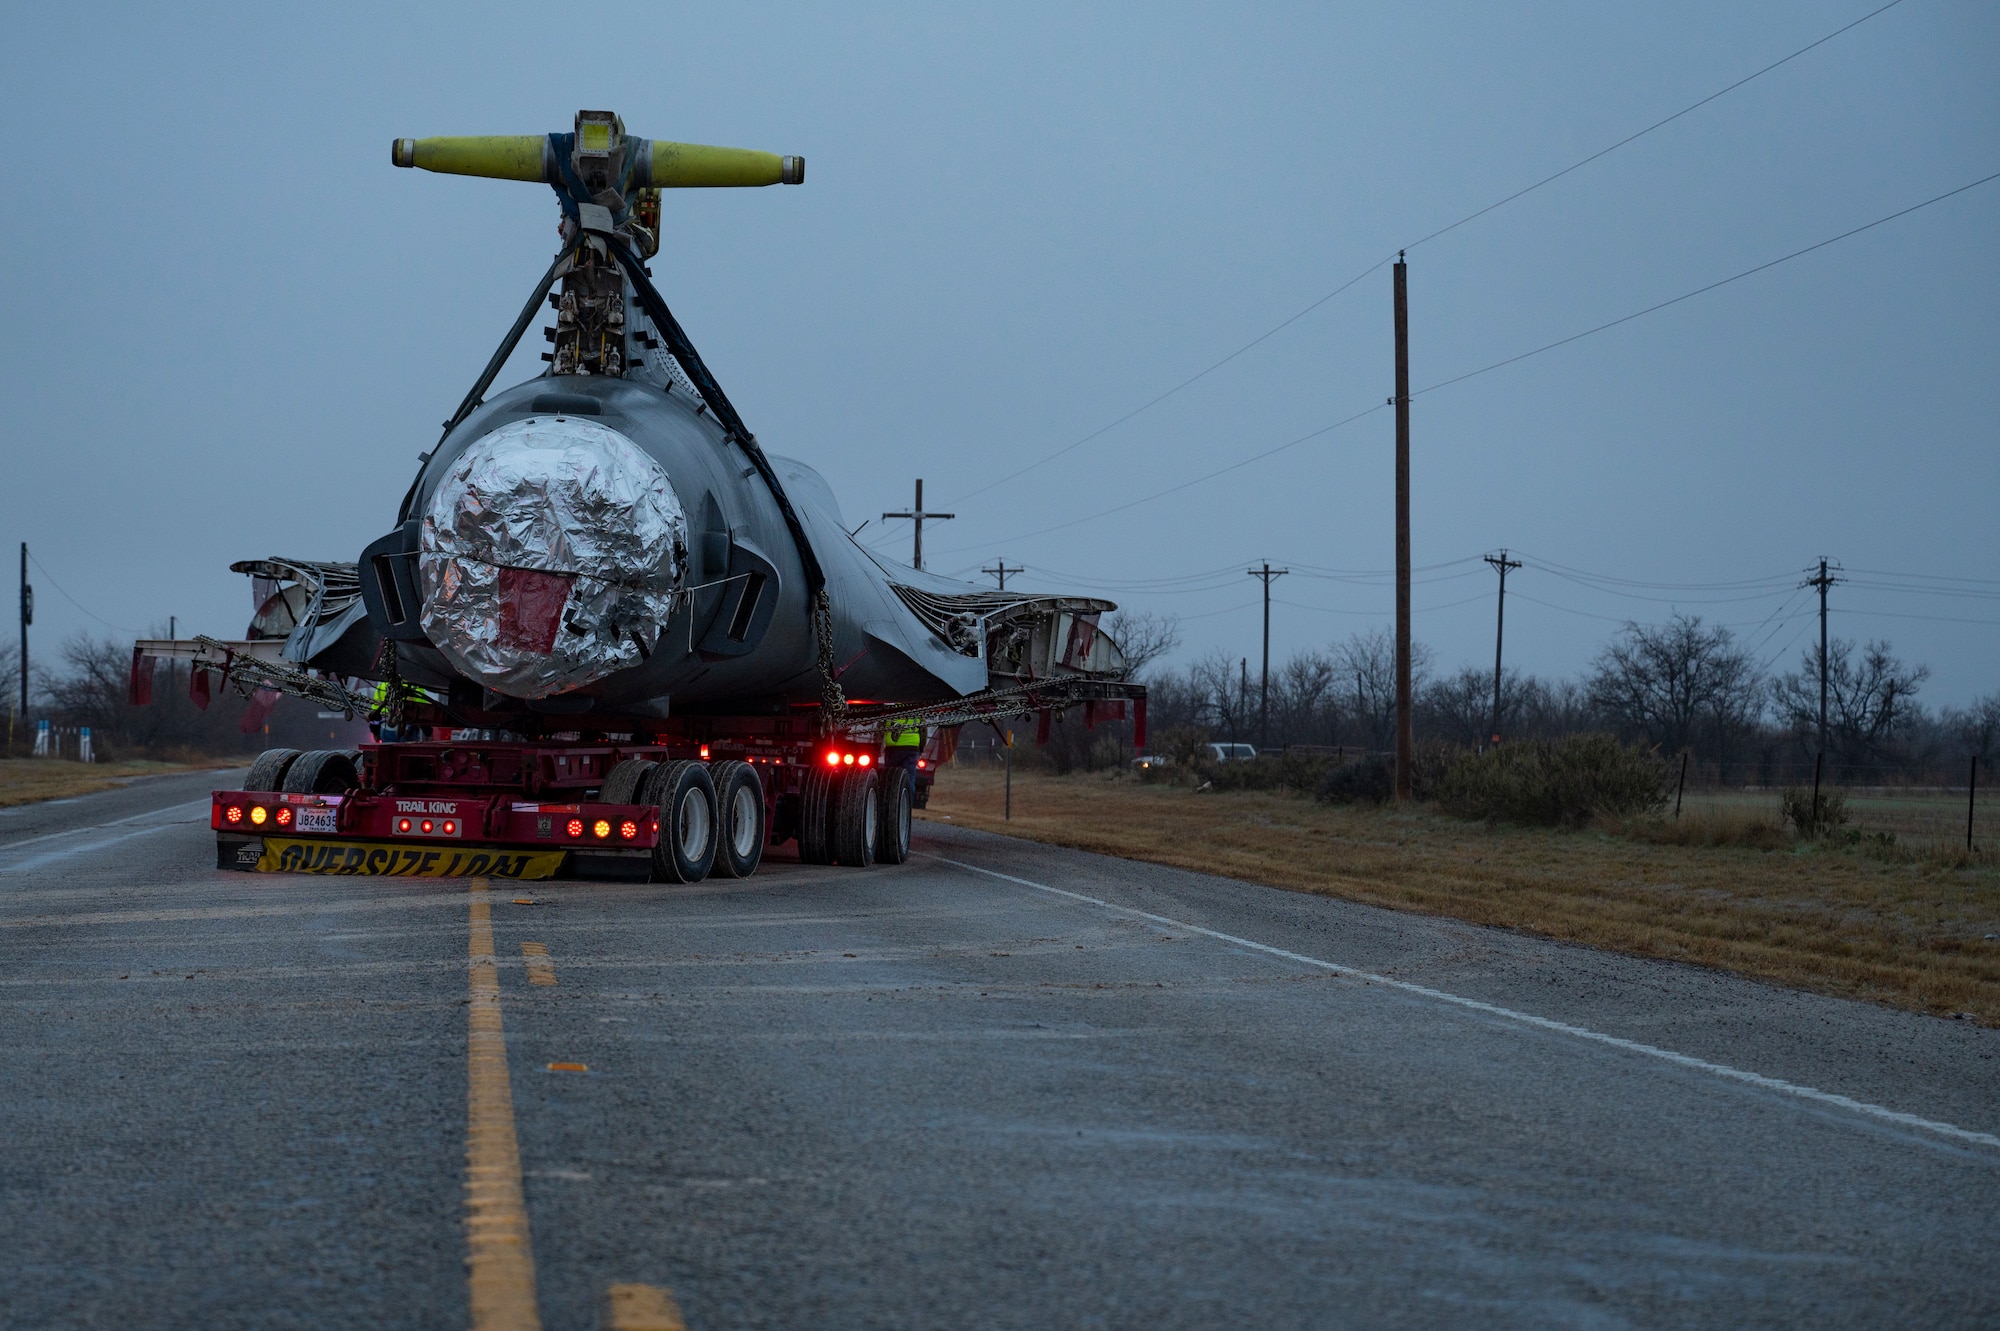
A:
[[1802, 558, 1842, 755], [1393, 255, 1413, 798], [882, 479, 954, 572], [1247, 562, 1288, 750], [1484, 550, 1521, 745]]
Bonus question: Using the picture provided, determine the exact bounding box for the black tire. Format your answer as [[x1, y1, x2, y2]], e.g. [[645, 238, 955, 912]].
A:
[[647, 759, 717, 883], [710, 761, 766, 879], [243, 748, 301, 792], [281, 749, 359, 795], [831, 766, 880, 867], [876, 766, 913, 865], [797, 766, 836, 864], [600, 758, 657, 806]]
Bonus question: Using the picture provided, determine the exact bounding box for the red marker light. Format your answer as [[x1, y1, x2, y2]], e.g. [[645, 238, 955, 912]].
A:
[[619, 820, 638, 840], [842, 753, 854, 765], [699, 744, 710, 760], [225, 805, 243, 824], [593, 819, 612, 839], [420, 819, 434, 835], [442, 820, 457, 836], [825, 751, 840, 767], [397, 818, 412, 833], [566, 818, 584, 838], [917, 759, 927, 769], [274, 806, 294, 828], [857, 753, 872, 767]]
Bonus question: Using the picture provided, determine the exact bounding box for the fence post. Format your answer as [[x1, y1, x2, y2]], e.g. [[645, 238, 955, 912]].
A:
[[1675, 753, 1688, 820], [1971, 755, 1979, 853]]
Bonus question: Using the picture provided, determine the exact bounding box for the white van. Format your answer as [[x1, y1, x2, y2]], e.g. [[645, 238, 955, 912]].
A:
[[1206, 742, 1257, 763]]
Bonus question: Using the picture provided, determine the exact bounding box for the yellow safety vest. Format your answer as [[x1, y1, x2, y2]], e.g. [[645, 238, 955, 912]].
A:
[[884, 719, 922, 749]]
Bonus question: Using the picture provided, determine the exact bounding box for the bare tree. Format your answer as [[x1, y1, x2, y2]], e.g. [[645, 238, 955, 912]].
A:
[[1940, 692, 2000, 764], [1587, 614, 1762, 756], [1336, 627, 1431, 752], [1106, 610, 1182, 679], [1772, 638, 1930, 765]]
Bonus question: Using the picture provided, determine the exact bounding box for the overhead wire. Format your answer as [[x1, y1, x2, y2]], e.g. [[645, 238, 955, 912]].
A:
[[944, 0, 1911, 505], [25, 552, 143, 634], [934, 167, 2000, 559]]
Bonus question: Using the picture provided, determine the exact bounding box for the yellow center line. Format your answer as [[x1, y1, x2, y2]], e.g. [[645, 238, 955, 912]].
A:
[[608, 1283, 688, 1331], [466, 884, 543, 1330], [521, 941, 557, 986]]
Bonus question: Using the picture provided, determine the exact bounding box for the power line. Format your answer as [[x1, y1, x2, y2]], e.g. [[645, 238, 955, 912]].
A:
[[946, 0, 1910, 504], [25, 552, 142, 634], [1413, 169, 2000, 401], [936, 167, 2000, 556]]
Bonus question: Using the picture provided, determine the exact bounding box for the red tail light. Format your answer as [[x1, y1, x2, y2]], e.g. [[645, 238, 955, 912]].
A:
[[858, 753, 872, 767], [699, 744, 710, 760], [824, 751, 840, 766], [224, 805, 243, 824], [917, 759, 928, 769], [619, 820, 638, 840], [566, 818, 584, 838], [274, 806, 294, 828]]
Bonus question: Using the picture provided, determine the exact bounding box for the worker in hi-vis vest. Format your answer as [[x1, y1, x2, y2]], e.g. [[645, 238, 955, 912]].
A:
[[883, 717, 925, 774]]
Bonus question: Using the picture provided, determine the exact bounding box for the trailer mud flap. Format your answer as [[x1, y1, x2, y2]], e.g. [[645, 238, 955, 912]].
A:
[[235, 836, 567, 879]]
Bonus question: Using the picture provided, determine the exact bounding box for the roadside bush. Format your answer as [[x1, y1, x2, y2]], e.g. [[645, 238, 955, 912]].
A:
[[1439, 733, 1666, 827], [1780, 786, 1849, 838], [1195, 750, 1335, 793], [1316, 757, 1394, 805]]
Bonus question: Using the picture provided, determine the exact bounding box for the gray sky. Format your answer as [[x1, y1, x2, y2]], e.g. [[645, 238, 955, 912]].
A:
[[3, 2, 1995, 702]]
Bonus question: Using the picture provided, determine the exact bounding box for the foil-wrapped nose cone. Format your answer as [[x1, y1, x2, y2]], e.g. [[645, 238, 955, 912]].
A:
[[419, 416, 687, 699]]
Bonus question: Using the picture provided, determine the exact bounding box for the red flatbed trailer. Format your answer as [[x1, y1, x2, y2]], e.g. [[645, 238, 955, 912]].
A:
[[213, 718, 914, 882]]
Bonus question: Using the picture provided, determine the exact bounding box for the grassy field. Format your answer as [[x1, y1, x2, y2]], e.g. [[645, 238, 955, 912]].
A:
[[920, 765, 2000, 1025], [0, 758, 222, 808]]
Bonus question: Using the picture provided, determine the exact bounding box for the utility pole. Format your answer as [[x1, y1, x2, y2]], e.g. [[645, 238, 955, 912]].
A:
[[1238, 658, 1249, 748], [882, 478, 954, 572], [1802, 558, 1843, 756], [169, 614, 176, 641], [18, 543, 30, 723], [1392, 253, 1413, 798], [982, 559, 1023, 591], [1484, 550, 1521, 745], [1246, 562, 1288, 750]]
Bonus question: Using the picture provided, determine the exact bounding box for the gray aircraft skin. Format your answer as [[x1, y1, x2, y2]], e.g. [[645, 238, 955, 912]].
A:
[[363, 373, 1004, 714], [254, 113, 1129, 727]]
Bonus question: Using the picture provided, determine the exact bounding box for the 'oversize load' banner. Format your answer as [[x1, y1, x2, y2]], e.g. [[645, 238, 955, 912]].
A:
[[256, 838, 566, 879]]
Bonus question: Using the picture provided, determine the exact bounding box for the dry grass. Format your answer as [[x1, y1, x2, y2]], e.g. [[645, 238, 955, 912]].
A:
[[0, 758, 221, 808], [921, 766, 2000, 1025]]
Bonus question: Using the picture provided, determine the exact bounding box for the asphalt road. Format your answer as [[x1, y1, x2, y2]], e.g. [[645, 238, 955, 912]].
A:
[[3, 771, 1996, 1330]]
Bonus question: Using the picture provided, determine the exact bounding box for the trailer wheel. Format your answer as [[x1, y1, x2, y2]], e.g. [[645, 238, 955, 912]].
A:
[[831, 766, 880, 867], [710, 761, 765, 879], [797, 766, 836, 864], [600, 758, 657, 806], [282, 749, 359, 795], [243, 748, 302, 792], [647, 760, 717, 883], [875, 766, 913, 865]]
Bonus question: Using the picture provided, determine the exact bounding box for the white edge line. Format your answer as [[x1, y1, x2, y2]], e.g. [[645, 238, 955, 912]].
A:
[[930, 854, 2000, 1152], [0, 798, 212, 856]]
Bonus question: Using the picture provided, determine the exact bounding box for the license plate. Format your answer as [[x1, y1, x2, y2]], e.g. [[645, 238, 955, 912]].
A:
[[296, 808, 339, 834]]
